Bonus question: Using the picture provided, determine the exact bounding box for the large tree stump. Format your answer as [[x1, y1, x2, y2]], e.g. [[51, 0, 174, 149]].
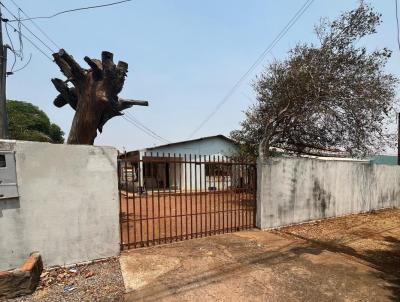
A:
[[52, 49, 148, 144]]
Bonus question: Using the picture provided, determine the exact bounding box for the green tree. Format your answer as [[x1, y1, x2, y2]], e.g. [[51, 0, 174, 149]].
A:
[[231, 2, 398, 159], [6, 100, 64, 143]]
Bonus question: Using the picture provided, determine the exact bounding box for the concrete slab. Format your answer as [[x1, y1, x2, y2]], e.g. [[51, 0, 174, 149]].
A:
[[120, 254, 180, 292], [121, 209, 400, 302]]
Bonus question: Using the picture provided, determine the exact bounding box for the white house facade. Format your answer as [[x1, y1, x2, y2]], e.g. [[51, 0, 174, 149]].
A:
[[120, 135, 251, 193]]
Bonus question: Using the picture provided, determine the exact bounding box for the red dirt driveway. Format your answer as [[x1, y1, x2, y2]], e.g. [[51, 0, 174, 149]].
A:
[[121, 208, 400, 302]]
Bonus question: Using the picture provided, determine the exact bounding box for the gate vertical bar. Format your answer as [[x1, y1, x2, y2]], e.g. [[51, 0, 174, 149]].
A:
[[144, 152, 149, 246], [161, 152, 166, 244], [184, 154, 188, 239], [118, 157, 123, 250], [155, 152, 161, 245], [131, 159, 137, 247], [137, 157, 144, 247], [179, 153, 183, 241], [150, 153, 155, 244], [199, 155, 203, 237], [208, 155, 212, 236], [167, 153, 172, 242], [124, 152, 130, 248], [231, 158, 237, 231], [221, 156, 225, 233], [194, 154, 198, 238], [174, 153, 178, 241], [189, 154, 193, 239], [216, 155, 220, 234], [235, 163, 240, 230], [230, 157, 233, 232], [228, 157, 231, 232], [212, 156, 216, 235]]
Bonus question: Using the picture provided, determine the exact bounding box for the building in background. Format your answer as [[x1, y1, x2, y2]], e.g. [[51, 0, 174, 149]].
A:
[[119, 135, 255, 193]]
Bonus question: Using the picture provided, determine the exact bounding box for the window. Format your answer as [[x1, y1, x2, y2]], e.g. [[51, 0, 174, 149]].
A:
[[120, 165, 137, 182], [0, 154, 5, 168], [143, 162, 160, 178], [205, 163, 231, 177]]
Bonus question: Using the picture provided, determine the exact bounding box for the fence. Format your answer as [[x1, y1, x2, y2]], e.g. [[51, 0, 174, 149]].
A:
[[0, 140, 120, 270], [118, 152, 257, 249], [257, 157, 400, 229]]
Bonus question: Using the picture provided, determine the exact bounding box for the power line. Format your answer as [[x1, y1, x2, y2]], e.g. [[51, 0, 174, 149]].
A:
[[122, 115, 168, 143], [188, 0, 314, 139], [4, 21, 52, 61], [10, 53, 31, 74], [395, 0, 400, 51], [1, 3, 56, 53], [8, 0, 133, 22], [7, 0, 61, 50], [122, 114, 170, 144], [4, 23, 17, 72], [125, 111, 171, 143]]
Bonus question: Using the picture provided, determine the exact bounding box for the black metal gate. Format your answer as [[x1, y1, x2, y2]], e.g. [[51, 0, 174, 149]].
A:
[[118, 152, 257, 250]]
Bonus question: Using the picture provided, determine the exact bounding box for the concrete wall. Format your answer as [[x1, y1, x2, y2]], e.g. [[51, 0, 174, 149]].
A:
[[0, 140, 120, 271], [257, 157, 400, 229]]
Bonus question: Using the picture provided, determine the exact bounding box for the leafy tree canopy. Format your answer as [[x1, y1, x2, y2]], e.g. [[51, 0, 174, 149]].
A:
[[231, 2, 398, 159], [7, 100, 64, 143]]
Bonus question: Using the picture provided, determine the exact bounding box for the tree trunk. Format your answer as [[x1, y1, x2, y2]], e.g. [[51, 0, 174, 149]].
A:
[[51, 49, 148, 145]]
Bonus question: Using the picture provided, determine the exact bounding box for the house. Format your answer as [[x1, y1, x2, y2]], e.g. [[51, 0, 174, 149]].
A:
[[119, 135, 254, 193]]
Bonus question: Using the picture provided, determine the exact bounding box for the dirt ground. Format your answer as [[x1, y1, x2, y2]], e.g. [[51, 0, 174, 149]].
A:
[[11, 258, 124, 302], [121, 208, 400, 302]]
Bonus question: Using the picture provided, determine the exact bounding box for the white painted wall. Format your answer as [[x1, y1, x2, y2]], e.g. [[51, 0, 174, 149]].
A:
[[141, 136, 238, 157], [257, 157, 400, 229], [0, 140, 120, 270], [135, 137, 237, 191]]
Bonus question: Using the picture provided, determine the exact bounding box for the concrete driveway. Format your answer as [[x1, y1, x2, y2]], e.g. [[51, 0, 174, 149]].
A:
[[120, 209, 400, 302]]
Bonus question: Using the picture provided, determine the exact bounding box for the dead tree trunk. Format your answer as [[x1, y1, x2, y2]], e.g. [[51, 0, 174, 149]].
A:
[[52, 49, 148, 145]]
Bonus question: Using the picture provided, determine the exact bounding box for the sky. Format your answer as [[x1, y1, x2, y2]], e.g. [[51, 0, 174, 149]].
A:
[[3, 0, 400, 152]]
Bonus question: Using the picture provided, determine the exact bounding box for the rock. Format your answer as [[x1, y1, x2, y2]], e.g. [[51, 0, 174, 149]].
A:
[[0, 252, 43, 299]]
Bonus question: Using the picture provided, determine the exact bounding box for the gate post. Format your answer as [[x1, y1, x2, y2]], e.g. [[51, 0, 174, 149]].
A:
[[256, 157, 263, 229]]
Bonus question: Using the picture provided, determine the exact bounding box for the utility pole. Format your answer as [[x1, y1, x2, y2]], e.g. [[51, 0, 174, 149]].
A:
[[0, 4, 8, 139]]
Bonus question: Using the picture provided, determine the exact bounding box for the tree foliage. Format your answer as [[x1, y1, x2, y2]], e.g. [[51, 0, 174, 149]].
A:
[[231, 2, 398, 158], [7, 100, 64, 143]]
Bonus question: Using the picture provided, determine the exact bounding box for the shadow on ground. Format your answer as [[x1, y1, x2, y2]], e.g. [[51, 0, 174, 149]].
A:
[[282, 230, 400, 301], [123, 209, 400, 302]]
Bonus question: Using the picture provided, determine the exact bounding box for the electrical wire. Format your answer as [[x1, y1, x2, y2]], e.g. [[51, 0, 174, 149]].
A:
[[8, 0, 133, 22], [7, 0, 61, 50], [4, 26, 17, 72], [123, 115, 170, 144], [188, 0, 314, 139], [9, 53, 32, 74], [1, 3, 56, 53], [125, 111, 171, 143], [395, 0, 400, 51], [122, 115, 170, 144], [5, 21, 53, 61]]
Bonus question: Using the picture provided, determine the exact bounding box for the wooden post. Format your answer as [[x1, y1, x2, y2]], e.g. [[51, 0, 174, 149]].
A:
[[0, 7, 8, 139]]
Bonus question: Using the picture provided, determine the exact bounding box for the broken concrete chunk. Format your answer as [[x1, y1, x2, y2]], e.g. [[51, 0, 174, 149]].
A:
[[0, 252, 43, 299]]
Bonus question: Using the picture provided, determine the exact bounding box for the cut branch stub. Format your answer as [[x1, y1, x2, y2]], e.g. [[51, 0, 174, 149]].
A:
[[52, 49, 148, 145]]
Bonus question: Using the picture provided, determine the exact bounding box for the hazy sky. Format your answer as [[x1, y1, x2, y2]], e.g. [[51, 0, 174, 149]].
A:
[[3, 0, 400, 151]]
